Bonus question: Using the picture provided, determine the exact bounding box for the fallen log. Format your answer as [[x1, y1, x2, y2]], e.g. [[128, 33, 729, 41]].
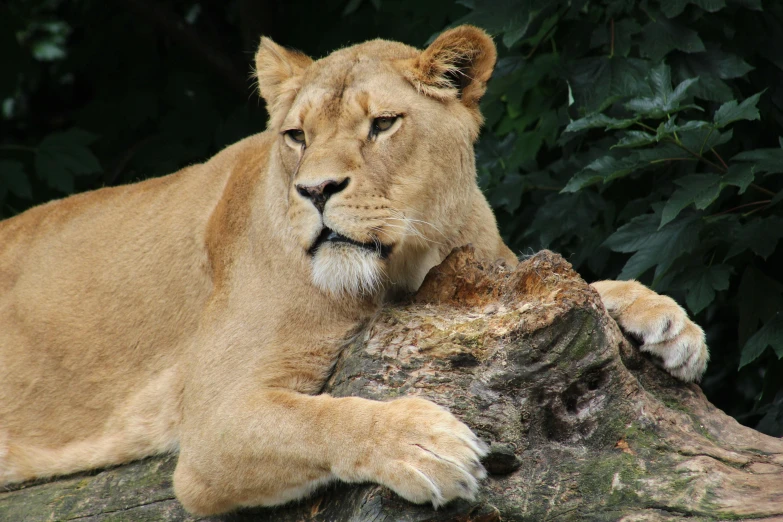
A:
[[2, 249, 782, 521]]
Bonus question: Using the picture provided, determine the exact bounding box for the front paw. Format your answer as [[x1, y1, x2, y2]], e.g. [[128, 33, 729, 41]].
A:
[[615, 293, 708, 382], [353, 397, 488, 507]]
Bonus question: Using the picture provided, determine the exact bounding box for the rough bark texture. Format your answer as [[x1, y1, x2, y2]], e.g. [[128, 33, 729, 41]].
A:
[[2, 249, 782, 521]]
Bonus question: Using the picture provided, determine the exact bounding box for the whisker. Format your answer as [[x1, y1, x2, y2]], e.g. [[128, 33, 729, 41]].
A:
[[382, 219, 444, 247], [386, 216, 447, 242], [369, 226, 396, 243], [378, 221, 443, 248], [385, 207, 449, 240]]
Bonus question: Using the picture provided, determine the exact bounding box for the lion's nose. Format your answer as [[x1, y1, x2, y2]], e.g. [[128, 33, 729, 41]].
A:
[[296, 178, 350, 213]]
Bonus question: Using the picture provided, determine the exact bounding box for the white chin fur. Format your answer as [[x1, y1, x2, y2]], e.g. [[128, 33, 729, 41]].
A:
[[311, 245, 385, 297]]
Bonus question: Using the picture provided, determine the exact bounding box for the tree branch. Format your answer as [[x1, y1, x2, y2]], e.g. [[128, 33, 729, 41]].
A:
[[3, 250, 782, 521]]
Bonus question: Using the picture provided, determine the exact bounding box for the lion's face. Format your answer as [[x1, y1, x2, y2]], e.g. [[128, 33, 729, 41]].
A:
[[256, 27, 496, 298]]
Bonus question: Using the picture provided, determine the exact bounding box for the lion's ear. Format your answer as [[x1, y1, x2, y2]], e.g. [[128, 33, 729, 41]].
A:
[[255, 37, 313, 122], [406, 25, 497, 110]]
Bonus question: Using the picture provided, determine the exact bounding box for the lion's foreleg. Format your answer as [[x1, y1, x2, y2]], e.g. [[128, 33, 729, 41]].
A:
[[173, 387, 487, 515]]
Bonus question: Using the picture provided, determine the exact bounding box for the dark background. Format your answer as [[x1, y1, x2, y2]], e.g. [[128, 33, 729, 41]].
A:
[[2, 0, 782, 436]]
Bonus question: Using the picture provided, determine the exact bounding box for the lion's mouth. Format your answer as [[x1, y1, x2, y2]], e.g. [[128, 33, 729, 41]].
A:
[[308, 227, 392, 259]]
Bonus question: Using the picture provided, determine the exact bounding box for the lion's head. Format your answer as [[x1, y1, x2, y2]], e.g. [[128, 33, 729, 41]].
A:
[[255, 26, 497, 298]]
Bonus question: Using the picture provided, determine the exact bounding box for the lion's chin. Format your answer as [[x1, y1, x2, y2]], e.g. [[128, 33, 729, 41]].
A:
[[311, 245, 385, 298]]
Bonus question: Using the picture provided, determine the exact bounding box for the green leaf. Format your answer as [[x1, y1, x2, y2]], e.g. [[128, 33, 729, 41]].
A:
[[723, 163, 755, 194], [660, 0, 727, 17], [660, 167, 755, 227], [661, 174, 721, 227], [726, 216, 783, 260], [692, 50, 755, 80], [566, 57, 652, 113], [565, 113, 638, 133], [613, 19, 643, 57], [740, 312, 783, 368], [624, 97, 663, 117], [655, 117, 709, 142], [713, 91, 764, 128], [0, 5, 25, 98], [563, 143, 689, 193], [528, 190, 606, 248], [771, 190, 783, 209], [454, 0, 549, 48], [613, 130, 658, 148], [679, 127, 733, 152], [732, 148, 783, 175], [504, 132, 543, 172], [660, 0, 688, 17], [605, 0, 638, 17], [737, 267, 783, 350], [562, 156, 634, 192], [727, 0, 762, 9], [29, 21, 70, 62], [624, 64, 700, 118], [342, 0, 364, 15], [673, 50, 753, 102], [650, 63, 672, 97], [635, 143, 694, 163], [640, 18, 706, 61], [755, 367, 783, 436], [671, 77, 700, 105], [678, 263, 733, 314], [32, 41, 66, 61], [604, 213, 702, 280], [35, 128, 102, 194], [488, 172, 525, 213], [0, 160, 32, 200]]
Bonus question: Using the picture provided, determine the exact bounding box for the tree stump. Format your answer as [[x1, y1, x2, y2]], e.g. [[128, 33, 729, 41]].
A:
[[2, 249, 782, 521]]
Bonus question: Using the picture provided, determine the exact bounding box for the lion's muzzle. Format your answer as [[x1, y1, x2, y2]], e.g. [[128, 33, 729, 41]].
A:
[[308, 227, 392, 259]]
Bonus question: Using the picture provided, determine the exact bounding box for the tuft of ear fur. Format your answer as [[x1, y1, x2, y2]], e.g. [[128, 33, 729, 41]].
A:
[[255, 37, 313, 125], [404, 25, 497, 112]]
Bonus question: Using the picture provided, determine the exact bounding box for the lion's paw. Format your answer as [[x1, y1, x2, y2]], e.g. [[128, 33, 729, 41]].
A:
[[592, 280, 709, 382], [616, 293, 708, 382], [358, 397, 488, 507]]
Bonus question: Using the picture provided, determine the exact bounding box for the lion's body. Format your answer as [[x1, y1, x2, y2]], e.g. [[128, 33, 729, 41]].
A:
[[0, 139, 237, 480], [0, 27, 707, 515]]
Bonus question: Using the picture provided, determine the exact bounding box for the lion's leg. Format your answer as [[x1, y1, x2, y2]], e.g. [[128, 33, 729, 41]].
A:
[[173, 389, 487, 516], [591, 280, 708, 382]]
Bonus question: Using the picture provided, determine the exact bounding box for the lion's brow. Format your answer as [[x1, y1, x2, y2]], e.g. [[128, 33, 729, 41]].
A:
[[325, 72, 351, 118]]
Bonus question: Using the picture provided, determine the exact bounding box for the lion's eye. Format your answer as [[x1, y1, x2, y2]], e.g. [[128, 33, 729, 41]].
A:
[[372, 116, 398, 134], [285, 129, 306, 145]]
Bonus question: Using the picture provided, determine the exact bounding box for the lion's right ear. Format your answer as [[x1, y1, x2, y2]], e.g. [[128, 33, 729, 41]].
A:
[[404, 25, 497, 115], [255, 37, 313, 123]]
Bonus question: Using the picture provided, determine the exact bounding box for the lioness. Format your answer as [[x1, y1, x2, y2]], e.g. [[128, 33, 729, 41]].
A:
[[0, 26, 707, 515]]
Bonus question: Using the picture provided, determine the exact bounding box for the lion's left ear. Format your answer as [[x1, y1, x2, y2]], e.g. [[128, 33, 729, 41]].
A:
[[255, 37, 313, 124], [404, 25, 497, 111]]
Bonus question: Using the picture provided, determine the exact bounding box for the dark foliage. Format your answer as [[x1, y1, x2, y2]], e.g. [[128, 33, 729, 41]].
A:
[[1, 0, 781, 435]]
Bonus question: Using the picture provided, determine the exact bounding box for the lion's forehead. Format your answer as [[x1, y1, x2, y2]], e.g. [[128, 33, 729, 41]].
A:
[[303, 58, 407, 96], [313, 39, 418, 66], [291, 69, 415, 126]]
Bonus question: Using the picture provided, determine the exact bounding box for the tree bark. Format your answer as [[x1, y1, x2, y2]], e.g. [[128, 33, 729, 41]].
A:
[[2, 249, 782, 521]]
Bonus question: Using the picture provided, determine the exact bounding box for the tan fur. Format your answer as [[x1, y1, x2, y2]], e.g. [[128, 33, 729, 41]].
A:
[[0, 26, 708, 515]]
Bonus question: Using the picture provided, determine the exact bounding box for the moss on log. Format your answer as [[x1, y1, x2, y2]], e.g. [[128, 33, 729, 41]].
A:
[[2, 249, 782, 521]]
